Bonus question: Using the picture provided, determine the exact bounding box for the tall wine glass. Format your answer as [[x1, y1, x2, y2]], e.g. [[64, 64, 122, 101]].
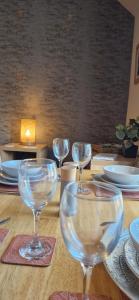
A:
[[18, 158, 57, 260], [72, 142, 92, 180], [53, 138, 70, 179], [60, 181, 123, 299]]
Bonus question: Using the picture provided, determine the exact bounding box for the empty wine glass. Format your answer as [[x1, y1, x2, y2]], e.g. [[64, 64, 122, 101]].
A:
[[60, 181, 123, 300], [72, 142, 92, 180], [18, 158, 57, 260], [53, 138, 70, 179]]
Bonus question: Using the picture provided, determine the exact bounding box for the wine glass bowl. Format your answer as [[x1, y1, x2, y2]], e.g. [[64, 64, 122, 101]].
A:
[[72, 142, 92, 180], [18, 158, 57, 260], [53, 138, 70, 179], [60, 181, 123, 299]]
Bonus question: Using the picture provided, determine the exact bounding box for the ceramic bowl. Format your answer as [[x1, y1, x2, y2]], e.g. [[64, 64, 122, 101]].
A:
[[103, 165, 139, 185], [2, 160, 41, 178], [1, 160, 21, 178]]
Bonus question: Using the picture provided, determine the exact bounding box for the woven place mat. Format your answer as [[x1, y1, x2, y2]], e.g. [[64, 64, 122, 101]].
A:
[[1, 234, 56, 267], [49, 292, 112, 300], [0, 183, 18, 194], [0, 228, 9, 243], [122, 191, 139, 199]]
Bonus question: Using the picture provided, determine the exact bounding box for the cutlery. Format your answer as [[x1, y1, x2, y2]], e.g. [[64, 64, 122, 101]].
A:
[[0, 217, 11, 225]]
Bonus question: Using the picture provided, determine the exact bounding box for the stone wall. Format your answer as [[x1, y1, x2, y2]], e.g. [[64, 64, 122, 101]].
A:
[[0, 0, 134, 150]]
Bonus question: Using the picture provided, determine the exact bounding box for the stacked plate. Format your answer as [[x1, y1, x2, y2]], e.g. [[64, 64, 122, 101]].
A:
[[104, 218, 139, 299], [94, 165, 139, 193], [125, 218, 139, 280], [0, 160, 43, 187], [104, 229, 139, 300], [0, 160, 20, 186]]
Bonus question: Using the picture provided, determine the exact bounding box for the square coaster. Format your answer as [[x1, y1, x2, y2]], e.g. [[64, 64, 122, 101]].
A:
[[1, 235, 56, 267], [49, 292, 112, 300], [0, 228, 9, 243]]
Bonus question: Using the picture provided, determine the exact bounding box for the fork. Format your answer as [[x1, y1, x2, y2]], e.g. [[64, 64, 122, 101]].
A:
[[0, 217, 11, 225]]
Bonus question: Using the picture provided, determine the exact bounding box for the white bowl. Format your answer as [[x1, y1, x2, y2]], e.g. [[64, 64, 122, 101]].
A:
[[1, 160, 21, 178], [103, 165, 139, 185], [1, 160, 41, 178]]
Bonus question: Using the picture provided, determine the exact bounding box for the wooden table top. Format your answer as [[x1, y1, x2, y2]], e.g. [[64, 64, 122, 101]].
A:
[[0, 169, 137, 300]]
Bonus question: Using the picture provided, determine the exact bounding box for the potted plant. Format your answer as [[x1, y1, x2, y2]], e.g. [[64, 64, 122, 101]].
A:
[[115, 117, 139, 158]]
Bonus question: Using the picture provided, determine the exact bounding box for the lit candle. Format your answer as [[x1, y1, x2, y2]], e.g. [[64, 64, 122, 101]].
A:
[[25, 129, 31, 137], [24, 129, 31, 144], [20, 119, 36, 145]]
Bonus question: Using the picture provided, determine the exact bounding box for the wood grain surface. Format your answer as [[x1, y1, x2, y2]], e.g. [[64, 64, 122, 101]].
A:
[[0, 169, 136, 300]]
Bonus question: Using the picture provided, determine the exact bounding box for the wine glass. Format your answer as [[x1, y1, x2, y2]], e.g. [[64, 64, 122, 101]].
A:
[[53, 138, 70, 179], [72, 142, 92, 180], [18, 158, 57, 260], [60, 181, 123, 299]]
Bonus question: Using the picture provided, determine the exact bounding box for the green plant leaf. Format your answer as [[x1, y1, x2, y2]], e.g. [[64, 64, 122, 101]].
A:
[[115, 124, 125, 131], [115, 117, 139, 143], [116, 129, 125, 140], [126, 127, 138, 138]]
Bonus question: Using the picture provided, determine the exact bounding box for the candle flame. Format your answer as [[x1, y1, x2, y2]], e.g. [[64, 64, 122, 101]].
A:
[[25, 129, 31, 137]]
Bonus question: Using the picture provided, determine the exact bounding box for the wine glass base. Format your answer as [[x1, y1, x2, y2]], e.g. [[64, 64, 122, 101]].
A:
[[19, 240, 52, 260], [78, 184, 90, 195], [57, 174, 61, 182]]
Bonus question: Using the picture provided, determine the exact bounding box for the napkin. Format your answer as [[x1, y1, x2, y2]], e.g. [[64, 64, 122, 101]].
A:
[[93, 153, 118, 161]]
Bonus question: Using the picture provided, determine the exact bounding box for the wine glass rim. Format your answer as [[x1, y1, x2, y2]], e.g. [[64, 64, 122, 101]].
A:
[[64, 180, 122, 201], [19, 158, 56, 167], [53, 138, 69, 141], [72, 142, 91, 146]]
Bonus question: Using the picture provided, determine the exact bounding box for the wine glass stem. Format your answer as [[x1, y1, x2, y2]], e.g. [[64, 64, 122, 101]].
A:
[[81, 264, 93, 300], [79, 167, 83, 181], [33, 210, 41, 244], [59, 159, 63, 177], [59, 159, 62, 169]]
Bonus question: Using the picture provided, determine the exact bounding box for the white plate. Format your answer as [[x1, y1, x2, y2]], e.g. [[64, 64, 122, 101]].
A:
[[94, 174, 139, 191], [104, 230, 139, 300], [0, 174, 42, 186], [0, 172, 18, 182], [124, 239, 139, 279], [0, 175, 17, 186]]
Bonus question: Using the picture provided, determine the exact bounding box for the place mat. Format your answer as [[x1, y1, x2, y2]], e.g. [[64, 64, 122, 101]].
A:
[[1, 234, 56, 267], [122, 191, 139, 199], [0, 183, 19, 194], [0, 228, 9, 243], [93, 153, 118, 161], [49, 292, 112, 300]]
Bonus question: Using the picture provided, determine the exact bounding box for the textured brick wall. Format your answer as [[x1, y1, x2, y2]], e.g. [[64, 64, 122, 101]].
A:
[[0, 0, 134, 149]]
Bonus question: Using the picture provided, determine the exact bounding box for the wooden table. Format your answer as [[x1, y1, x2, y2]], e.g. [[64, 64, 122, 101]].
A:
[[0, 170, 137, 300]]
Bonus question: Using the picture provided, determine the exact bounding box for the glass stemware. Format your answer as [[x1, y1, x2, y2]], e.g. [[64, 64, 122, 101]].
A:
[[72, 142, 92, 180], [18, 158, 57, 260], [53, 138, 70, 179], [60, 181, 123, 300]]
